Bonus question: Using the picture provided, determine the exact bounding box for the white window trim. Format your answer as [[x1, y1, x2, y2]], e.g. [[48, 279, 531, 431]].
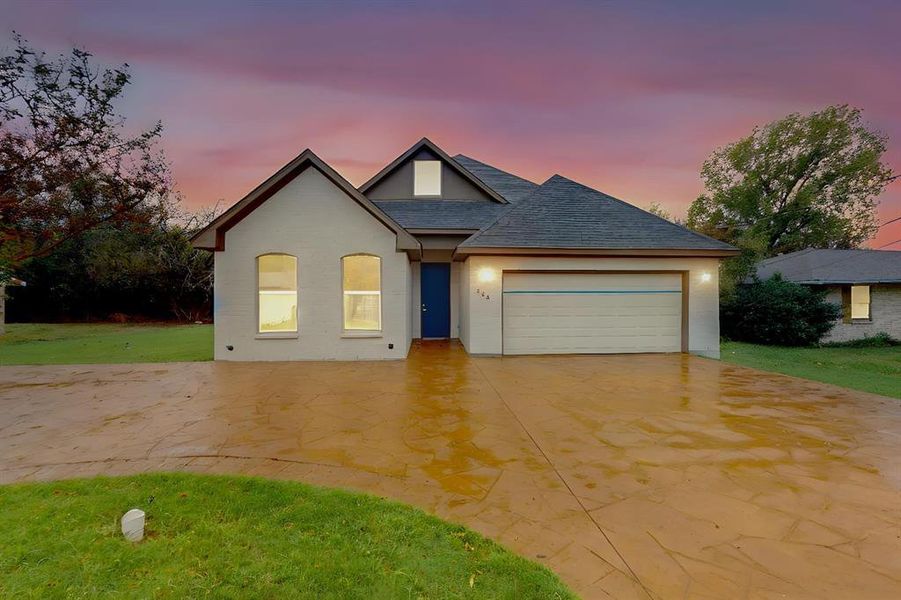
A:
[[413, 160, 442, 197], [256, 253, 299, 335], [255, 332, 299, 340], [341, 254, 383, 333]]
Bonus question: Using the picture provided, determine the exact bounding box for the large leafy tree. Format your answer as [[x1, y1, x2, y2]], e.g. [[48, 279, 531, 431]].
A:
[[687, 105, 895, 285], [0, 33, 173, 281]]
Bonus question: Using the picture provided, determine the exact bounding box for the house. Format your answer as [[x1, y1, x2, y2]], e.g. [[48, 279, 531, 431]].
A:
[[754, 248, 901, 343], [191, 138, 737, 361]]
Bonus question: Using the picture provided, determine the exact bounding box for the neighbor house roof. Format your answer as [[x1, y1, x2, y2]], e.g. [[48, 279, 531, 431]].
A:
[[753, 249, 901, 284], [191, 149, 418, 252], [455, 175, 737, 256]]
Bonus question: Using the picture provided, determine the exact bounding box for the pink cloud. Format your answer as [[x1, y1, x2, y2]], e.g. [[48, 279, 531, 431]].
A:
[[2, 0, 899, 249]]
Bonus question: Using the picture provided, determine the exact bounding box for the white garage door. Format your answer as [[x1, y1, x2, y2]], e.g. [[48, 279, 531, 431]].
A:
[[502, 272, 682, 355]]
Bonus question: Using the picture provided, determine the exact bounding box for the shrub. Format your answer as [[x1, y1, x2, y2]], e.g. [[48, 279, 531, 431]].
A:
[[821, 332, 899, 348], [721, 274, 841, 346]]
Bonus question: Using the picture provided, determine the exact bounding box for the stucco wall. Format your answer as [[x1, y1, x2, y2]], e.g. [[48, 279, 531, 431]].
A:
[[823, 284, 901, 342], [214, 167, 411, 360], [459, 256, 722, 358]]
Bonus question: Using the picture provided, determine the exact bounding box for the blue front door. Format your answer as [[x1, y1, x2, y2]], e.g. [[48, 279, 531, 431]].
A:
[[421, 263, 451, 338]]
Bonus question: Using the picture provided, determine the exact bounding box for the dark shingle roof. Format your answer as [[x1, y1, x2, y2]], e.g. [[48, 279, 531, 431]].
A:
[[452, 155, 539, 203], [754, 249, 901, 284], [458, 175, 736, 251], [372, 200, 509, 230]]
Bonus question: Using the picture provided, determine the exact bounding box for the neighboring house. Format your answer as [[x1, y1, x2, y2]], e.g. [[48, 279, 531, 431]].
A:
[[754, 248, 901, 342], [192, 138, 737, 361]]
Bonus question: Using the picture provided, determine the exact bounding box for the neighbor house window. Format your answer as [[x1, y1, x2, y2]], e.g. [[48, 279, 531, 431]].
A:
[[258, 254, 297, 333], [414, 160, 441, 196], [343, 255, 381, 331], [851, 285, 870, 320]]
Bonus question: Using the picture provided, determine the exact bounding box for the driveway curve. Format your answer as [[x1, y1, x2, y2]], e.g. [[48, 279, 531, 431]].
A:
[[2, 341, 900, 599]]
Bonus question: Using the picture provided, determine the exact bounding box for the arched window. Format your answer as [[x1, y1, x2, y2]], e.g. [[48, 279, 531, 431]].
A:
[[342, 254, 381, 331], [257, 254, 297, 333]]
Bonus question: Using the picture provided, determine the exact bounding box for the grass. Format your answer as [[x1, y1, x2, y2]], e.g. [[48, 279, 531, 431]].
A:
[[0, 473, 574, 599], [0, 323, 212, 365], [721, 341, 901, 399]]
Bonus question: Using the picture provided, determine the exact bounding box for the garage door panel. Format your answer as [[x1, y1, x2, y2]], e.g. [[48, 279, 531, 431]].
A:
[[504, 314, 680, 330], [504, 272, 682, 292], [502, 272, 682, 355], [504, 322, 681, 336], [505, 299, 680, 318]]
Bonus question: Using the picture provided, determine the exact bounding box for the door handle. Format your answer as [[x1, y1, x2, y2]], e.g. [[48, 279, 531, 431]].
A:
[[421, 304, 427, 312]]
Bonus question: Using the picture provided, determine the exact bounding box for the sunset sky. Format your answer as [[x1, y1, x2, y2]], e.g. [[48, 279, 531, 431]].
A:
[[3, 0, 900, 247]]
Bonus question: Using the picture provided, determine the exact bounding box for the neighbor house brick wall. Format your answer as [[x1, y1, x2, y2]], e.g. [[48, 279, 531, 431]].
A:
[[823, 284, 901, 343], [214, 167, 411, 361], [459, 255, 722, 358]]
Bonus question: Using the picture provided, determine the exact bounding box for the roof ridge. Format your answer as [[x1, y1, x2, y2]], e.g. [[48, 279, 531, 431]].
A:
[[459, 176, 554, 246], [757, 248, 816, 267], [453, 154, 540, 186]]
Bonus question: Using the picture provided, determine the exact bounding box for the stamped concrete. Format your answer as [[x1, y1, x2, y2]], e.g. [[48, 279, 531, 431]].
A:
[[1, 341, 900, 599]]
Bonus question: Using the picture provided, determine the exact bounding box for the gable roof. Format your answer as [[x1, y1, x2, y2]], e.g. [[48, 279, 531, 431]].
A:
[[191, 149, 419, 252], [452, 155, 539, 203], [456, 174, 737, 256], [754, 248, 901, 284], [358, 138, 508, 204]]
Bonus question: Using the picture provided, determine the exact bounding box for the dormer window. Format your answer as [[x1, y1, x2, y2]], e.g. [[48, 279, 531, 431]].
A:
[[414, 160, 441, 196]]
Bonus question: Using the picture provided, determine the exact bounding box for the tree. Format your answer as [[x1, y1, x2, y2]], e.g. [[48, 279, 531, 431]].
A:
[[720, 275, 841, 346], [687, 105, 895, 286], [6, 204, 218, 323], [0, 32, 174, 282], [646, 202, 683, 225], [647, 202, 673, 222]]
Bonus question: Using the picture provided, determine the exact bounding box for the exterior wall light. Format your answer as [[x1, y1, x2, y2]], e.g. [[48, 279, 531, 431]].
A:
[[700, 272, 712, 283], [478, 267, 496, 283]]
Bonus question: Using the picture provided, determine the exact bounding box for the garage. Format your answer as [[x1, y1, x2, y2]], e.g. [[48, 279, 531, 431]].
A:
[[502, 272, 683, 355]]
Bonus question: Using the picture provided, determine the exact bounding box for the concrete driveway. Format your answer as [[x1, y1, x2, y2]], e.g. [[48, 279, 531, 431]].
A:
[[2, 341, 900, 599]]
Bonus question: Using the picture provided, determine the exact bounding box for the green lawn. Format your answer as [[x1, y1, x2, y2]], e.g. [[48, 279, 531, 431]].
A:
[[721, 341, 901, 399], [0, 473, 572, 599], [0, 323, 212, 365]]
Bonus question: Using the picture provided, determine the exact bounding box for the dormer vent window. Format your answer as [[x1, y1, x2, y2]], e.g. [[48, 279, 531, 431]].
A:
[[414, 160, 441, 196]]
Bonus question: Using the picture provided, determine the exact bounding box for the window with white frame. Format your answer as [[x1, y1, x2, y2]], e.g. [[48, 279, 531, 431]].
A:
[[851, 285, 870, 320], [343, 255, 381, 331], [413, 160, 441, 196], [258, 254, 297, 333]]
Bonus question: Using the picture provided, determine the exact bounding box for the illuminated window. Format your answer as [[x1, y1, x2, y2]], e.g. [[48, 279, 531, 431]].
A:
[[258, 254, 297, 333], [343, 255, 381, 331], [414, 160, 441, 196], [851, 285, 870, 320]]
